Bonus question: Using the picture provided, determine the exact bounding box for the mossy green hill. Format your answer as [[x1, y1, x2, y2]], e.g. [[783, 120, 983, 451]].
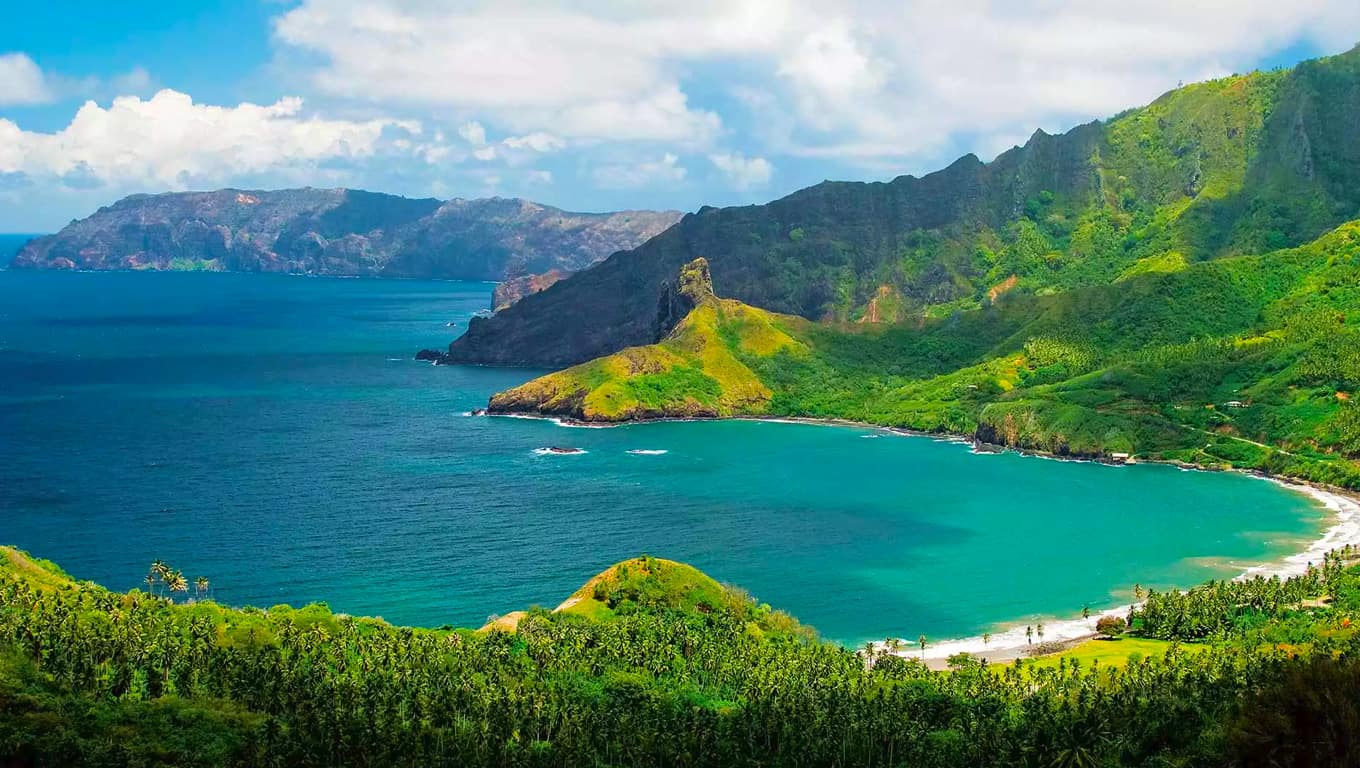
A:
[[449, 45, 1360, 367], [491, 223, 1360, 488]]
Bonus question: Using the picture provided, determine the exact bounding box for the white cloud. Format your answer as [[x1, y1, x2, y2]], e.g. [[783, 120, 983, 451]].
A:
[[0, 53, 53, 105], [271, 0, 1360, 166], [709, 152, 773, 188], [0, 89, 436, 189], [472, 145, 497, 161], [503, 132, 566, 153], [458, 120, 487, 146], [593, 152, 687, 188], [272, 0, 766, 144]]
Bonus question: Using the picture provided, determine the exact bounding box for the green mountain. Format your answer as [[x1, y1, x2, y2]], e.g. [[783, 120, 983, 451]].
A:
[[463, 47, 1360, 488], [5, 544, 1360, 766], [445, 46, 1360, 367]]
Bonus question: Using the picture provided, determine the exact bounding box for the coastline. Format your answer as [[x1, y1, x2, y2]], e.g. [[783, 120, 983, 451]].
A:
[[485, 409, 1360, 666], [876, 479, 1360, 668]]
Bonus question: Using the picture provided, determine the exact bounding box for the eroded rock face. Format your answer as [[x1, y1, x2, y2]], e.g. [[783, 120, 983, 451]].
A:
[[13, 189, 681, 282], [493, 270, 569, 312]]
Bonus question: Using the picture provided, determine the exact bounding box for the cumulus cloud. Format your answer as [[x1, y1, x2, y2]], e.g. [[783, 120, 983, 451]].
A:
[[503, 132, 566, 153], [710, 153, 773, 188], [458, 120, 487, 146], [272, 0, 761, 144], [593, 152, 687, 188], [0, 89, 436, 189], [0, 53, 53, 105], [270, 0, 1360, 165]]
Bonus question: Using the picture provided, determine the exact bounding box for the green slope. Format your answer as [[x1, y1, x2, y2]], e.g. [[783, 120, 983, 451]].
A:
[[493, 223, 1360, 487], [5, 545, 1360, 766], [449, 45, 1360, 367]]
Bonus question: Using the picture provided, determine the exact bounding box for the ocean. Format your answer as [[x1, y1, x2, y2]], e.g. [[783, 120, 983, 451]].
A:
[[0, 269, 1325, 645]]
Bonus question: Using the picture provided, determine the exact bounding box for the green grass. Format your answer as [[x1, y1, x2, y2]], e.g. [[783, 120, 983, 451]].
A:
[[1027, 637, 1205, 671]]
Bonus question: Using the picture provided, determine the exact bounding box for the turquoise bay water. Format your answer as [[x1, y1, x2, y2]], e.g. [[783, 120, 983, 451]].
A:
[[0, 271, 1324, 645]]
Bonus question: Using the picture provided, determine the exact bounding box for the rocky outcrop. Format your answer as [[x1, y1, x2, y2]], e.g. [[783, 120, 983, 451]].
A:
[[492, 269, 569, 311], [12, 189, 681, 282]]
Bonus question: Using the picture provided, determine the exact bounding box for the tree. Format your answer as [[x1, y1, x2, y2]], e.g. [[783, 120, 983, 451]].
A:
[[982, 632, 992, 647], [167, 570, 188, 602], [195, 577, 209, 600], [918, 634, 927, 660], [1096, 615, 1125, 639], [1037, 622, 1045, 642], [1026, 625, 1034, 645], [1081, 604, 1090, 622], [1134, 583, 1143, 601]]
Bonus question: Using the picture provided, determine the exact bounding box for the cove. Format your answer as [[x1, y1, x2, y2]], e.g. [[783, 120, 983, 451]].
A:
[[0, 270, 1327, 646]]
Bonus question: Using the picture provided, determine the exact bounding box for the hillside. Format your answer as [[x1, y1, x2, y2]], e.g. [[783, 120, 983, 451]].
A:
[[446, 45, 1360, 366], [11, 188, 680, 284], [4, 544, 1360, 766], [487, 258, 807, 420], [488, 224, 1360, 488]]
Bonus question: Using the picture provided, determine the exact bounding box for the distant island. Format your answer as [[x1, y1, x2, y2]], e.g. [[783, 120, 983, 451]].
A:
[[11, 188, 681, 307]]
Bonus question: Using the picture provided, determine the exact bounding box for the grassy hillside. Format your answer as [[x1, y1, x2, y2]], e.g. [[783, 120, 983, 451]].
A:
[[493, 224, 1360, 487], [449, 46, 1360, 367], [490, 258, 807, 420], [4, 544, 1360, 766]]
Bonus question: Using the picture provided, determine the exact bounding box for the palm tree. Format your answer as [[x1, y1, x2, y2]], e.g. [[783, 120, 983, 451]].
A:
[[144, 571, 158, 596], [1134, 583, 1143, 601], [982, 632, 992, 647], [1081, 604, 1091, 622], [168, 570, 188, 602], [1037, 622, 1045, 643], [195, 577, 209, 601], [917, 634, 927, 660], [1026, 625, 1034, 645]]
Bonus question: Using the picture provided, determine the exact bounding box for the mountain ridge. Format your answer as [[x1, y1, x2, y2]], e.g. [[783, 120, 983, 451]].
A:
[[445, 45, 1360, 367], [11, 187, 682, 284]]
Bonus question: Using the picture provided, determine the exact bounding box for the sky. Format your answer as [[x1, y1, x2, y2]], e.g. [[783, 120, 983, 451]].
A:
[[2, 1, 1359, 232]]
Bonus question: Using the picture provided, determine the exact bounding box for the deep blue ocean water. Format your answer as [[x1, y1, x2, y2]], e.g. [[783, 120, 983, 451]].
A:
[[0, 270, 1324, 644], [0, 234, 39, 267]]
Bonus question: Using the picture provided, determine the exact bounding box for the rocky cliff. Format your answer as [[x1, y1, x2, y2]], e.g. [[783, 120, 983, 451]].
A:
[[445, 46, 1360, 367], [12, 189, 681, 282]]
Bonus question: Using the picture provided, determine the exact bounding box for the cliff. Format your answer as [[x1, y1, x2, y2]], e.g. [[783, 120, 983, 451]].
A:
[[446, 46, 1360, 367], [12, 189, 681, 282]]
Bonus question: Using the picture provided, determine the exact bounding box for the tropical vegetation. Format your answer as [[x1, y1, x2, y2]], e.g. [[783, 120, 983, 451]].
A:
[[3, 544, 1359, 766]]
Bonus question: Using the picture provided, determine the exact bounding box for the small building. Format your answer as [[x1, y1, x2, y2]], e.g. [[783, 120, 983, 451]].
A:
[[1110, 452, 1131, 464], [1223, 400, 1248, 408]]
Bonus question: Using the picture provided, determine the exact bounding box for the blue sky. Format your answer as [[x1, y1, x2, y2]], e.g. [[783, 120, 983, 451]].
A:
[[2, 1, 1359, 232]]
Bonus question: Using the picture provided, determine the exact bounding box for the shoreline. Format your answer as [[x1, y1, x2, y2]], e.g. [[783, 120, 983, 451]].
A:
[[486, 409, 1360, 666], [870, 482, 1360, 669]]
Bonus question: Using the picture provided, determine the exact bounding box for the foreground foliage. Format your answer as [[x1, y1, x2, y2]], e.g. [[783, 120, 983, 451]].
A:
[[3, 546, 1359, 767]]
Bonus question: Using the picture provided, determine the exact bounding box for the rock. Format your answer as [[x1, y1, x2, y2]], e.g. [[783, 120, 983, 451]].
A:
[[493, 269, 569, 312], [415, 349, 446, 363]]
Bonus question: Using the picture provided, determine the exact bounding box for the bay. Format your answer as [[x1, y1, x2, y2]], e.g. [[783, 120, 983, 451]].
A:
[[0, 270, 1323, 645]]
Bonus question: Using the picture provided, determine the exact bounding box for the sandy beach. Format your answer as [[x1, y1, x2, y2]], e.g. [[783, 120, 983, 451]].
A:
[[873, 481, 1360, 670]]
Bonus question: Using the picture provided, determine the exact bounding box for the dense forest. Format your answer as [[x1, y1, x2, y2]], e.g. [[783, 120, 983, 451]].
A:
[[2, 545, 1359, 766]]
